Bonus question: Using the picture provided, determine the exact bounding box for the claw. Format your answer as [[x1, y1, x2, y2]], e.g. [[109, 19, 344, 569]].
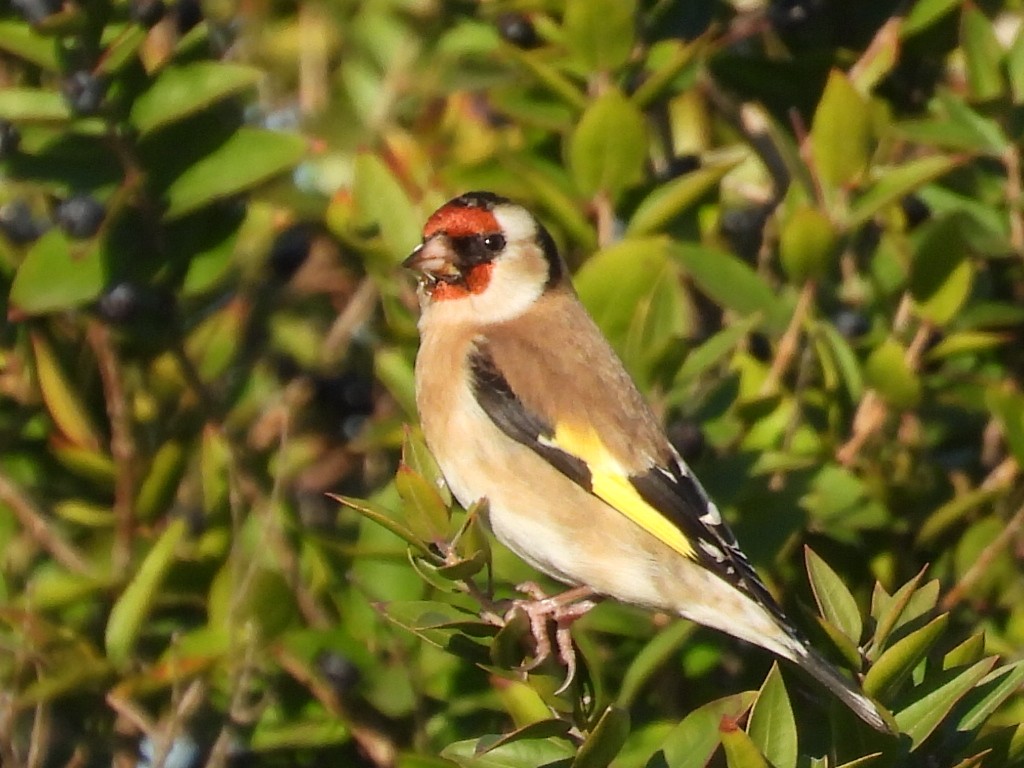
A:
[[505, 583, 597, 693]]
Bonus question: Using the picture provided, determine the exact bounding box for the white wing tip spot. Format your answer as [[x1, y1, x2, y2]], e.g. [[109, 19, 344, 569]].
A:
[[699, 502, 722, 526]]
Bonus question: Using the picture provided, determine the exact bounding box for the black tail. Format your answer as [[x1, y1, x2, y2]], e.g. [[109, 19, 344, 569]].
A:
[[796, 644, 896, 733]]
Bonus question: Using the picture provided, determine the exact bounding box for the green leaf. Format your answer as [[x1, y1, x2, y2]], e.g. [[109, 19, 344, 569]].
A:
[[395, 465, 450, 545], [848, 156, 959, 227], [574, 237, 687, 385], [563, 0, 636, 72], [672, 317, 759, 394], [162, 128, 305, 219], [864, 337, 921, 410], [747, 663, 797, 768], [657, 691, 757, 768], [869, 568, 929, 656], [909, 215, 973, 325], [902, 0, 960, 37], [957, 660, 1024, 731], [135, 440, 187, 522], [779, 205, 838, 283], [674, 244, 790, 332], [573, 706, 630, 768], [130, 62, 262, 136], [627, 161, 737, 236], [29, 332, 103, 451], [9, 230, 106, 315], [0, 21, 59, 70], [805, 547, 863, 646], [917, 486, 1004, 546], [105, 518, 188, 668], [721, 726, 769, 768], [961, 6, 1004, 102], [943, 633, 986, 670], [812, 70, 871, 191], [442, 735, 575, 767], [402, 426, 451, 506], [631, 36, 705, 109], [331, 494, 434, 558], [568, 90, 647, 200], [895, 658, 997, 750], [0, 87, 71, 122], [863, 614, 948, 699], [353, 152, 422, 264], [503, 46, 587, 112], [618, 620, 697, 709], [811, 320, 864, 400], [476, 721, 574, 756], [986, 387, 1024, 466]]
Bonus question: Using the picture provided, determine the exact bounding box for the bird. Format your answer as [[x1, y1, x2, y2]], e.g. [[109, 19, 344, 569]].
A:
[[402, 190, 893, 733]]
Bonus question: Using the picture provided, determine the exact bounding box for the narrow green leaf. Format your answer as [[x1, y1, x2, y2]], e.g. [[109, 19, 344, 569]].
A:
[[805, 546, 863, 644], [105, 518, 188, 668], [863, 614, 949, 699], [747, 663, 797, 768], [658, 692, 757, 768], [910, 215, 973, 325], [895, 658, 997, 750], [957, 660, 1024, 731], [353, 152, 421, 264], [402, 426, 451, 506], [131, 62, 262, 135], [961, 6, 1004, 101], [395, 465, 450, 544], [163, 128, 306, 220], [330, 493, 433, 558], [721, 725, 769, 768], [917, 486, 1004, 546], [848, 156, 959, 227], [30, 332, 103, 451], [10, 230, 106, 315], [563, 0, 636, 72], [672, 317, 759, 394], [627, 161, 737, 236], [812, 70, 871, 190], [503, 46, 587, 111], [674, 244, 790, 332], [779, 205, 838, 283], [0, 21, 60, 70], [631, 36, 706, 109], [864, 337, 921, 409], [0, 87, 71, 121], [135, 440, 187, 521], [869, 567, 928, 656], [811, 320, 864, 400], [442, 735, 575, 767], [618, 621, 697, 709], [943, 633, 986, 670], [568, 90, 647, 200], [901, 0, 960, 37], [573, 706, 630, 768], [477, 720, 573, 756]]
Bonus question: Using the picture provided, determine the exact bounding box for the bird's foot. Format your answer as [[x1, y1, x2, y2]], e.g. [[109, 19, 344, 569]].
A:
[[506, 583, 597, 694]]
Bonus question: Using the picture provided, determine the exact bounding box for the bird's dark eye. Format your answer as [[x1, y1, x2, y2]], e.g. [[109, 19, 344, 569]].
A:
[[482, 233, 505, 252]]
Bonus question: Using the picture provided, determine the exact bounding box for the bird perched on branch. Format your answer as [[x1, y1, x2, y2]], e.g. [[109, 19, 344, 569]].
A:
[[403, 191, 893, 733]]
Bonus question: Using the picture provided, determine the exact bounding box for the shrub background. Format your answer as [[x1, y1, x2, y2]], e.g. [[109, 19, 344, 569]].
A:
[[1, 0, 1024, 766]]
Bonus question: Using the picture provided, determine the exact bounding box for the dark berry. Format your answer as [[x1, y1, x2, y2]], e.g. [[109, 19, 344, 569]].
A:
[[315, 372, 374, 416], [316, 650, 361, 696], [131, 0, 166, 27], [900, 195, 930, 230], [0, 121, 21, 158], [11, 0, 62, 25], [56, 194, 105, 239], [833, 308, 871, 340], [719, 206, 767, 263], [668, 419, 706, 464], [174, 0, 203, 34], [98, 283, 143, 323], [268, 222, 319, 282], [0, 200, 46, 245], [496, 12, 540, 49], [747, 332, 773, 363], [62, 71, 106, 116]]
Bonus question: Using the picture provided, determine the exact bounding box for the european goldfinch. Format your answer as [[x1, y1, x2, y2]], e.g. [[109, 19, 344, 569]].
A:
[[403, 191, 892, 733]]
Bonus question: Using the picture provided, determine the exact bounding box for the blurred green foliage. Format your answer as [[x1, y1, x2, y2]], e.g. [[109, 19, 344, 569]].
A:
[[1, 0, 1024, 765]]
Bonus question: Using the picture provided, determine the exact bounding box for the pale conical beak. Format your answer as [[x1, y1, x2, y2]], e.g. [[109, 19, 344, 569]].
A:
[[402, 234, 457, 277]]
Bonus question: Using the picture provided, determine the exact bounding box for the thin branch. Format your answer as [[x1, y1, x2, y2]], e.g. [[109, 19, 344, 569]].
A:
[[0, 471, 90, 574], [940, 501, 1024, 611], [760, 279, 816, 395], [86, 320, 136, 570]]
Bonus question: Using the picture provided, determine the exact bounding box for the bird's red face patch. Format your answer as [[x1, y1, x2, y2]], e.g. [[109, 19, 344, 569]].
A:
[[431, 262, 494, 301], [423, 204, 499, 240]]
